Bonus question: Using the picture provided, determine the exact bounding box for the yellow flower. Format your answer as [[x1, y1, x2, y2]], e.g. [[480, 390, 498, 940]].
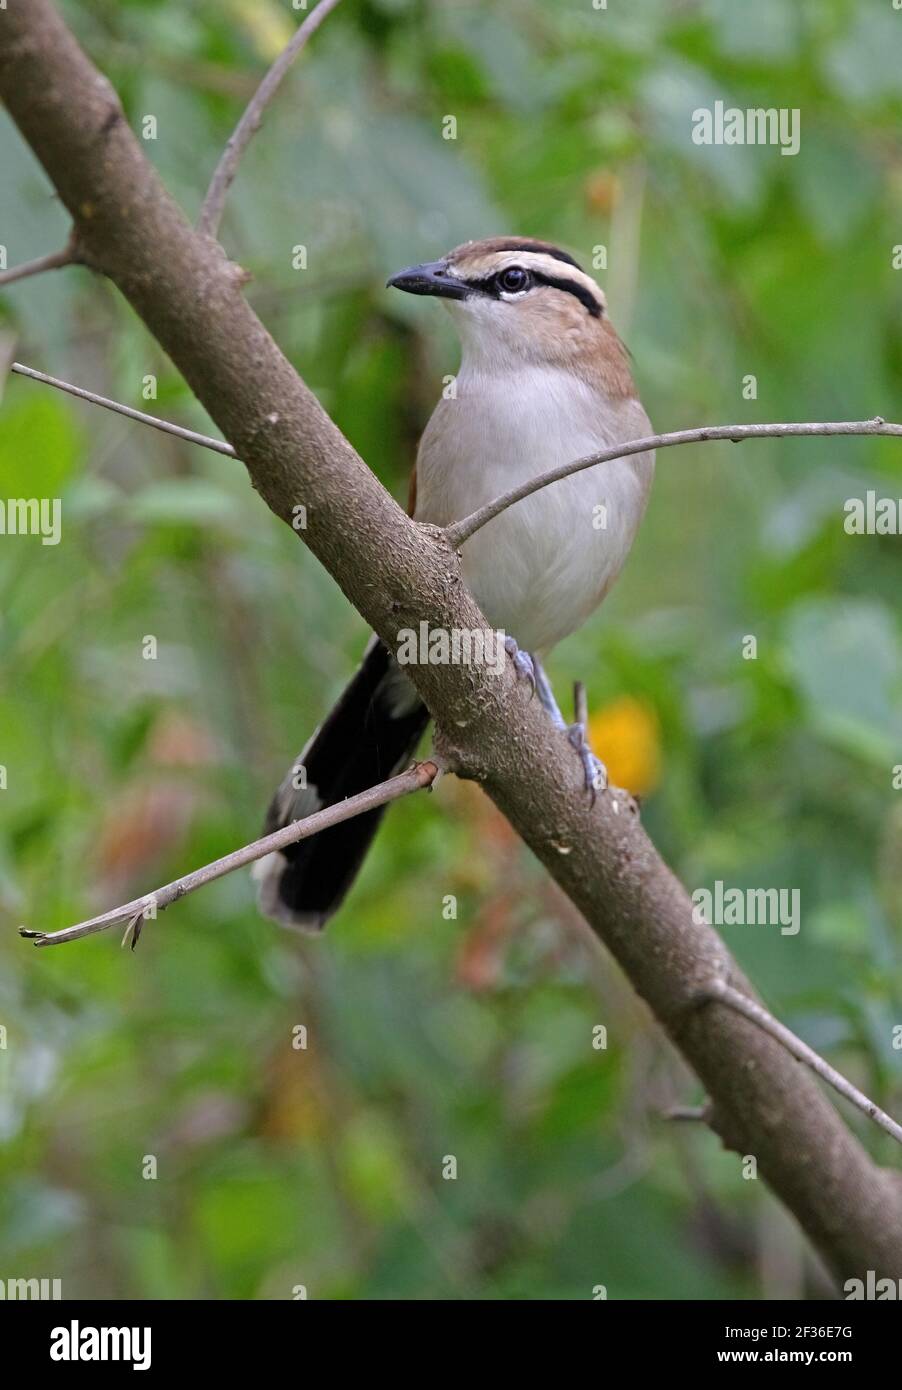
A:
[[587, 696, 661, 797]]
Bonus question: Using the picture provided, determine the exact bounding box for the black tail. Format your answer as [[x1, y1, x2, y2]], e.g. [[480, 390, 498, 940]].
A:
[[255, 638, 429, 930]]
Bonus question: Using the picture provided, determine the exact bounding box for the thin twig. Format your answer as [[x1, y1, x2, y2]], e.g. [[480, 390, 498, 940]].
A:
[[445, 418, 902, 548], [14, 363, 902, 520], [198, 0, 345, 239], [703, 980, 902, 1147], [10, 362, 237, 458], [20, 760, 438, 949], [0, 241, 78, 288]]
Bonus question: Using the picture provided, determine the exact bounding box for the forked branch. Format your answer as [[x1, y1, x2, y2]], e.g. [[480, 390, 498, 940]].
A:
[[10, 362, 901, 529], [703, 980, 902, 1147]]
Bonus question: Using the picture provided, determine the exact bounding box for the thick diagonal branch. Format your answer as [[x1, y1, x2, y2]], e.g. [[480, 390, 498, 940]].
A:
[[1, 0, 900, 1285]]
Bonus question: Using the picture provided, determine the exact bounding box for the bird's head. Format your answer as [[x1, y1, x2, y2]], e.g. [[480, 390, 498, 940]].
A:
[[387, 236, 629, 388]]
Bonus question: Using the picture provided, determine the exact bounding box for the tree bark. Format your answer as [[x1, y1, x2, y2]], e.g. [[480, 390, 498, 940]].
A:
[[2, 0, 899, 1285]]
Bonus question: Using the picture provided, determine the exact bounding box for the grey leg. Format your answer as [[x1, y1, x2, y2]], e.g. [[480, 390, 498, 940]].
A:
[[534, 657, 608, 801], [567, 721, 608, 800], [533, 658, 567, 729]]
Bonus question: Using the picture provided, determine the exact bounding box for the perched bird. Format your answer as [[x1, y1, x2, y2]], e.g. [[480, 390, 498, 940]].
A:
[[256, 236, 655, 929]]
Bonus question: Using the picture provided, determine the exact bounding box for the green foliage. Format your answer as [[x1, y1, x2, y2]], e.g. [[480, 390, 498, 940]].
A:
[[0, 0, 900, 1300]]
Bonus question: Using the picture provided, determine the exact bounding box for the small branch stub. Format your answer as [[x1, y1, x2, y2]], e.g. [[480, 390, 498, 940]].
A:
[[0, 232, 80, 288]]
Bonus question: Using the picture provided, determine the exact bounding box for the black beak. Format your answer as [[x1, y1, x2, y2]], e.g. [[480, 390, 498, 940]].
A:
[[386, 259, 469, 301]]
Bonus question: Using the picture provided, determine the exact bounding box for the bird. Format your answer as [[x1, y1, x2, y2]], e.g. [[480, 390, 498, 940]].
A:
[[255, 236, 655, 930]]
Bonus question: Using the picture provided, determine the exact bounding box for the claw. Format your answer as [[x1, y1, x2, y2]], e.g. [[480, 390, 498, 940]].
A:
[[504, 635, 536, 692], [567, 722, 608, 802]]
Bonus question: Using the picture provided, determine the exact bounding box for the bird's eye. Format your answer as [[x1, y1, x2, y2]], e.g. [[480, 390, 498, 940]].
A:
[[497, 267, 529, 294]]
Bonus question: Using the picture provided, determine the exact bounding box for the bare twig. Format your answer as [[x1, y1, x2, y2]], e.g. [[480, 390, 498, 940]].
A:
[[20, 760, 439, 949], [703, 980, 902, 1147], [10, 362, 237, 457], [445, 418, 902, 547], [0, 239, 78, 287], [15, 361, 900, 537], [198, 0, 344, 239]]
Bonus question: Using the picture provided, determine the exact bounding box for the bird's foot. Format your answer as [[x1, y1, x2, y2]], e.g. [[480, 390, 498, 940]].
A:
[[516, 652, 605, 799], [567, 721, 608, 802], [504, 635, 536, 692]]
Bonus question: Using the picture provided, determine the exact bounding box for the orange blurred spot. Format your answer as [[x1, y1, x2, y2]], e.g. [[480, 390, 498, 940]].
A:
[[454, 892, 517, 992], [148, 711, 218, 768], [94, 782, 198, 890], [93, 713, 217, 891], [259, 1042, 328, 1143], [588, 696, 661, 797], [585, 170, 620, 215]]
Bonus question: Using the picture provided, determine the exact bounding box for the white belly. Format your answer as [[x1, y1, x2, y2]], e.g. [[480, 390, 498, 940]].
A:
[[414, 364, 654, 654]]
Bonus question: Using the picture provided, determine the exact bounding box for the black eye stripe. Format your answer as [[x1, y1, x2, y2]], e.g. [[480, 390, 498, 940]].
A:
[[532, 271, 602, 317], [468, 268, 602, 317]]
